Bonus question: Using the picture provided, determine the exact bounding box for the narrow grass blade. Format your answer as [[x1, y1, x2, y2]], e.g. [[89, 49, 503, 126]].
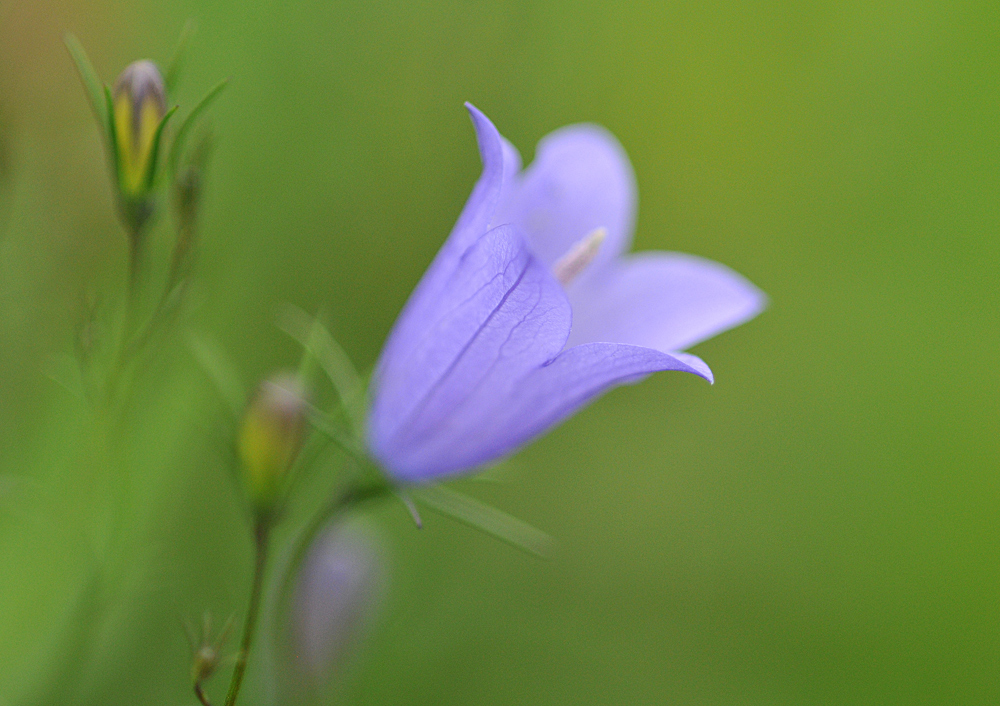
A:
[[146, 104, 178, 189], [45, 353, 86, 401], [414, 485, 554, 558], [278, 305, 366, 428], [168, 78, 229, 177], [164, 19, 197, 94], [103, 85, 119, 178], [64, 34, 106, 125], [187, 332, 246, 417], [303, 405, 365, 460]]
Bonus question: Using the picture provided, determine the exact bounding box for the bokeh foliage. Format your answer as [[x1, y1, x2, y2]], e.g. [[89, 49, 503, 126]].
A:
[[1, 0, 998, 704]]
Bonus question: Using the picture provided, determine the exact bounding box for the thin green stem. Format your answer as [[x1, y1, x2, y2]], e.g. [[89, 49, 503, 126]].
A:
[[221, 471, 387, 706], [125, 219, 146, 327], [107, 220, 146, 404], [121, 276, 186, 365], [224, 521, 270, 706], [195, 682, 212, 706]]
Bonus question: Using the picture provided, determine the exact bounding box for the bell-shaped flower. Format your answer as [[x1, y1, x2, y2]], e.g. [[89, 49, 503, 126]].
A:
[[368, 105, 765, 483]]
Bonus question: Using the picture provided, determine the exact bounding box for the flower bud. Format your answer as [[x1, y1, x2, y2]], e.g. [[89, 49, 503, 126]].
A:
[[237, 373, 308, 515], [184, 611, 234, 691], [191, 642, 220, 685], [112, 60, 167, 198], [289, 521, 385, 686]]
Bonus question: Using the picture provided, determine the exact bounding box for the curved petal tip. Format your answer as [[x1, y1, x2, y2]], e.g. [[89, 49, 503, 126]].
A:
[[464, 103, 499, 145], [668, 351, 714, 384]]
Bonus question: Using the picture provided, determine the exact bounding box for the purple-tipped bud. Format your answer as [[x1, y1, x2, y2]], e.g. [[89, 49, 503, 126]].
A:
[[237, 373, 308, 515], [112, 60, 166, 197], [290, 521, 385, 684]]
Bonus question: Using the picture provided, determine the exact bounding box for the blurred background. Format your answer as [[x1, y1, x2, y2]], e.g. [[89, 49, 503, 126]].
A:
[[1, 0, 998, 704]]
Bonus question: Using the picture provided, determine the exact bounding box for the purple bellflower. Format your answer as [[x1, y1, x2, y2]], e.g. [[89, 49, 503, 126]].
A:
[[368, 105, 765, 483]]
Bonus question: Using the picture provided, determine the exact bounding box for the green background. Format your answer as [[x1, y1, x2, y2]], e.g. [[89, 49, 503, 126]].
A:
[[1, 0, 998, 704]]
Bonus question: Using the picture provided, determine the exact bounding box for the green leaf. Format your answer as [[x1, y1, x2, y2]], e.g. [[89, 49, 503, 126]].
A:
[[104, 85, 120, 184], [164, 19, 197, 94], [187, 332, 247, 418], [168, 78, 229, 178], [145, 104, 178, 189], [304, 405, 366, 460], [278, 305, 366, 430], [413, 485, 554, 557], [63, 34, 106, 127], [44, 353, 86, 402]]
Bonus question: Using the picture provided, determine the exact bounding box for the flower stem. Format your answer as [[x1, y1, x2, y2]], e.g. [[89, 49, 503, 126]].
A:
[[275, 481, 390, 611], [194, 682, 212, 706], [124, 221, 146, 334], [224, 521, 270, 706]]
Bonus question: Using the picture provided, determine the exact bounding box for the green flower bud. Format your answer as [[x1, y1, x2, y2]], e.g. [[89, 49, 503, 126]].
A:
[[183, 611, 234, 700], [238, 373, 308, 515], [112, 60, 167, 198], [191, 642, 220, 685]]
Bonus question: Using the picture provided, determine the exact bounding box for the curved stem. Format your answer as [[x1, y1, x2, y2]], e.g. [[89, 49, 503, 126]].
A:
[[221, 480, 388, 706], [195, 682, 212, 706], [224, 521, 270, 706], [276, 481, 390, 611]]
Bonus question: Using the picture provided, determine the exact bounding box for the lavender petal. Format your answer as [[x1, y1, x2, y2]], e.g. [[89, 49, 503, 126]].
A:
[[381, 341, 712, 481], [495, 123, 637, 276], [567, 252, 766, 353], [369, 224, 572, 481], [374, 104, 507, 392]]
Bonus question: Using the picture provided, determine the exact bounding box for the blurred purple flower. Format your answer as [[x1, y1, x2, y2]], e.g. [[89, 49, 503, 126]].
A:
[[291, 521, 384, 682], [368, 105, 765, 482]]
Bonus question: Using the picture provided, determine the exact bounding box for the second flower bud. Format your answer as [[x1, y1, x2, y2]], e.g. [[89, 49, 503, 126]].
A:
[[238, 373, 309, 518]]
